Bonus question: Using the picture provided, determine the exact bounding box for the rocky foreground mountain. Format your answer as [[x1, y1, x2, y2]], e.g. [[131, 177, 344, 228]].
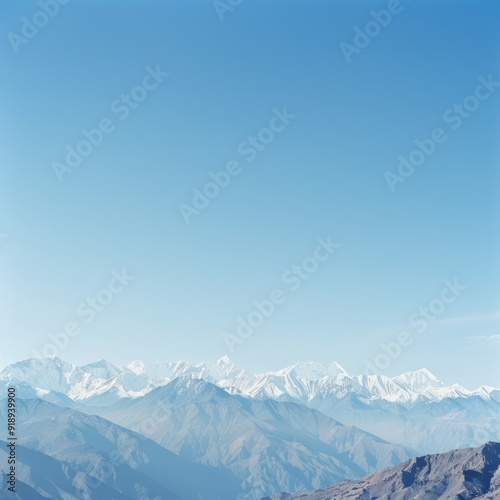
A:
[[267, 442, 500, 499]]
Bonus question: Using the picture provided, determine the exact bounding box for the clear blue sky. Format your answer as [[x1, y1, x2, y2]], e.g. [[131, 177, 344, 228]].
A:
[[1, 0, 499, 388]]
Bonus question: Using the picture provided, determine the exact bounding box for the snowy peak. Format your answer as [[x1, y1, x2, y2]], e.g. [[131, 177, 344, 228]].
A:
[[123, 359, 193, 379], [218, 354, 233, 365], [79, 359, 121, 379], [353, 370, 449, 404], [273, 361, 349, 381], [0, 356, 72, 377], [125, 359, 147, 375], [194, 355, 243, 381], [393, 368, 443, 390], [0, 357, 76, 394]]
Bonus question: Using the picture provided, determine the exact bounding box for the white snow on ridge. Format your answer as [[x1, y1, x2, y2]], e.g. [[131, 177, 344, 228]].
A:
[[270, 361, 350, 381]]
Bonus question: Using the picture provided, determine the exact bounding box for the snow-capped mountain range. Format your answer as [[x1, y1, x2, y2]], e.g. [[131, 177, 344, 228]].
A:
[[0, 356, 495, 406], [2, 356, 499, 458], [1, 356, 499, 498]]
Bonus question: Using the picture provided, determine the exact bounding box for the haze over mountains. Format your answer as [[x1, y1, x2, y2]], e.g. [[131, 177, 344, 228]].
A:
[[1, 356, 498, 454], [1, 356, 499, 498]]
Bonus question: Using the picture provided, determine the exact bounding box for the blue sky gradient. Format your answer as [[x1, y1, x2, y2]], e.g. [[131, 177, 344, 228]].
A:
[[1, 0, 499, 387]]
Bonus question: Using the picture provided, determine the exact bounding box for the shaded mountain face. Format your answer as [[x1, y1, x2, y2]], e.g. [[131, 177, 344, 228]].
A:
[[267, 442, 500, 500], [0, 442, 138, 500], [0, 399, 243, 500], [92, 377, 413, 499]]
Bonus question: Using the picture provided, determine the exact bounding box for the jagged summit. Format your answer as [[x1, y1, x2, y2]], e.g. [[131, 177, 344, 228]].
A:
[[194, 355, 244, 380], [125, 359, 147, 374], [272, 360, 349, 380], [79, 359, 121, 378], [394, 367, 443, 389]]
